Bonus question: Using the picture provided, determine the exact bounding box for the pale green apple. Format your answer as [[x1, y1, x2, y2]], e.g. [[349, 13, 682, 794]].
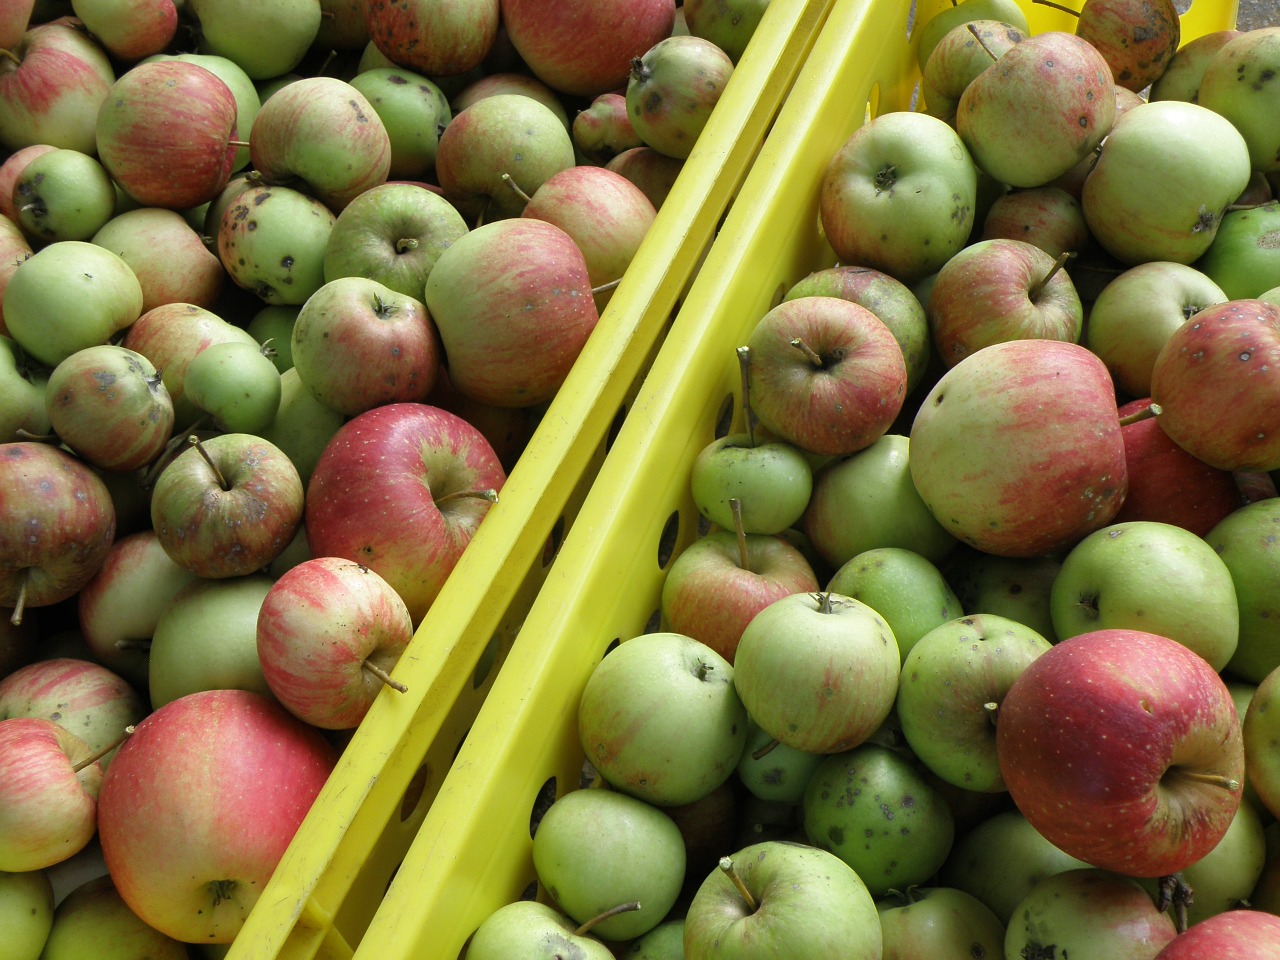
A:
[[246, 305, 298, 372], [187, 0, 322, 79], [944, 550, 1060, 642], [734, 716, 823, 805], [216, 184, 335, 306], [464, 900, 613, 960], [621, 918, 683, 959], [0, 868, 53, 960], [1196, 201, 1280, 301], [257, 368, 344, 487], [0, 335, 49, 443], [1149, 29, 1241, 103], [348, 67, 450, 181], [11, 148, 116, 243], [690, 433, 813, 535], [1205, 499, 1280, 684], [1198, 28, 1280, 173], [40, 874, 186, 960], [183, 340, 282, 434], [876, 886, 1005, 960], [916, 0, 1030, 73]]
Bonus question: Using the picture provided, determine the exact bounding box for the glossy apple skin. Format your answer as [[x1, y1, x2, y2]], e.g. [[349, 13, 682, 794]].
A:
[[1153, 909, 1280, 959], [0, 442, 116, 618], [305, 402, 506, 623], [97, 689, 337, 944], [996, 629, 1244, 878], [1151, 299, 1280, 472]]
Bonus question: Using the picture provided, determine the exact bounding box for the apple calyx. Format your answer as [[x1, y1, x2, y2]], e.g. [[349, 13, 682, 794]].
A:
[[811, 591, 836, 615], [630, 57, 652, 85], [72, 725, 136, 773], [188, 434, 230, 491], [1118, 403, 1162, 427], [573, 900, 642, 937], [208, 879, 239, 908], [1026, 251, 1074, 303], [500, 173, 533, 206], [736, 345, 758, 447], [1156, 874, 1195, 933], [433, 488, 499, 506], [362, 659, 408, 694], [729, 498, 752, 572], [718, 857, 759, 913]]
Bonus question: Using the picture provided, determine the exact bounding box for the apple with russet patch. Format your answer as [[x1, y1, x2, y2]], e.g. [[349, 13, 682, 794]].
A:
[[626, 35, 733, 161]]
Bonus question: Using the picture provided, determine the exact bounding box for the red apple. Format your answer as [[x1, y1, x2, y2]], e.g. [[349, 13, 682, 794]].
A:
[[91, 208, 224, 312], [364, 0, 499, 78], [70, 0, 179, 62], [1153, 909, 1280, 959], [305, 403, 507, 623], [996, 628, 1245, 878], [0, 143, 56, 222]]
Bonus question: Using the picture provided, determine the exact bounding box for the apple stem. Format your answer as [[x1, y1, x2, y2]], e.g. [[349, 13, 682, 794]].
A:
[[1178, 771, 1241, 792], [501, 172, 533, 205], [227, 140, 251, 149], [316, 48, 338, 77], [736, 345, 758, 448], [966, 23, 1000, 61], [573, 900, 642, 936], [751, 737, 780, 761], [591, 278, 622, 296], [395, 237, 419, 253], [189, 435, 230, 490], [1118, 403, 1162, 427], [718, 857, 759, 912], [790, 337, 825, 368], [362, 659, 408, 693], [728, 498, 752, 572], [258, 339, 279, 361], [8, 574, 27, 626], [1031, 0, 1081, 16], [0, 49, 19, 67], [1026, 251, 1074, 303], [434, 488, 499, 506], [984, 700, 999, 725], [72, 725, 135, 772], [14, 428, 58, 443]]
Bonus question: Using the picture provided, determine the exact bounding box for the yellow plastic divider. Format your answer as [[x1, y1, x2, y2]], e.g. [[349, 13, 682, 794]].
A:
[[348, 0, 1241, 957], [224, 2, 840, 958]]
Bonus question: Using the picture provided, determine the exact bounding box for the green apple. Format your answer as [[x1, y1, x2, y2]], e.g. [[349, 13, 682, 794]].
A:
[[683, 840, 880, 960], [0, 868, 53, 960], [1195, 201, 1280, 301], [802, 434, 958, 569], [1197, 28, 1280, 174], [532, 788, 685, 942], [826, 547, 962, 663], [0, 335, 49, 443], [734, 716, 823, 805], [1050, 520, 1239, 671], [246, 305, 298, 373], [939, 809, 1089, 924], [1205, 499, 1280, 684], [915, 0, 1030, 73], [147, 574, 276, 710], [183, 340, 282, 434], [876, 886, 1005, 960], [802, 743, 954, 897], [39, 873, 186, 960], [464, 900, 613, 960], [896, 613, 1051, 792], [734, 592, 900, 755], [921, 19, 1028, 124], [578, 632, 747, 807], [11, 148, 115, 243], [257, 368, 345, 487], [186, 0, 322, 80], [348, 67, 451, 181], [689, 433, 812, 535], [945, 550, 1060, 642], [216, 183, 335, 306], [1149, 29, 1241, 103], [622, 918, 683, 959], [3, 241, 144, 367], [626, 36, 734, 161], [683, 0, 766, 63]]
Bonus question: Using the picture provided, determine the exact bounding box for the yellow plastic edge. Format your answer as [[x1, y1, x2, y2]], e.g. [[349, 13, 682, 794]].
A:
[[344, 0, 1242, 958], [223, 2, 839, 958]]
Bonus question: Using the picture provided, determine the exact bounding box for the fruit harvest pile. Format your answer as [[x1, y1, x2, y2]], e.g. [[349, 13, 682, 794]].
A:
[[3, 0, 1280, 958]]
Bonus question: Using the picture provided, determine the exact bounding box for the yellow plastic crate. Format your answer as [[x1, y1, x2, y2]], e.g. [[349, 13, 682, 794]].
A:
[[348, 0, 1242, 957], [223, 3, 838, 958]]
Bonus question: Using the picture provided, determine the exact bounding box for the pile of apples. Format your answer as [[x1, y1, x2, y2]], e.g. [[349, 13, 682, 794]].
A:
[[461, 1, 1280, 958], [0, 0, 762, 954]]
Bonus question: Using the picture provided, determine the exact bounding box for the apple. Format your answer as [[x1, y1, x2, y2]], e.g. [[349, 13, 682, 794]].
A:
[[896, 613, 1051, 792], [2, 240, 143, 368], [45, 344, 174, 472], [1150, 299, 1280, 472], [605, 146, 684, 211], [0, 658, 146, 770], [735, 716, 824, 805], [148, 574, 276, 709], [0, 718, 102, 873], [423, 217, 598, 408], [1084, 261, 1228, 399], [183, 340, 282, 434], [97, 688, 337, 944], [1198, 28, 1280, 174], [921, 19, 1028, 123], [744, 296, 907, 457], [0, 18, 115, 155], [95, 59, 239, 211], [70, 0, 177, 62], [185, 0, 322, 80], [1206, 499, 1280, 684], [0, 146, 57, 225], [659, 529, 819, 664], [1150, 29, 1241, 103], [908, 339, 1128, 558], [996, 628, 1245, 878], [801, 433, 958, 569], [322, 181, 468, 300], [146, 53, 260, 174], [1082, 100, 1252, 265], [1154, 909, 1280, 958], [256, 367, 345, 487], [980, 185, 1089, 260], [0, 0, 34, 48], [573, 93, 643, 165], [1004, 868, 1177, 959], [364, 0, 498, 78], [626, 35, 734, 161], [689, 431, 813, 536], [464, 900, 614, 960], [90, 207, 224, 313], [733, 591, 899, 754], [1196, 201, 1280, 302], [1076, 0, 1180, 92], [76, 530, 200, 690], [304, 402, 506, 623], [347, 67, 451, 182], [825, 547, 963, 663], [532, 787, 685, 942], [682, 840, 880, 960], [0, 867, 54, 960], [256, 557, 414, 730], [927, 237, 1083, 366], [876, 886, 1005, 960], [819, 110, 978, 284], [38, 873, 187, 960], [149, 433, 304, 580], [0, 442, 116, 625], [577, 632, 747, 807], [623, 919, 683, 959], [10, 147, 116, 243], [683, 0, 767, 62], [802, 742, 954, 897], [217, 182, 336, 307], [0, 334, 49, 443], [500, 0, 677, 98], [248, 77, 392, 212], [915, 0, 1031, 74], [451, 72, 570, 132]]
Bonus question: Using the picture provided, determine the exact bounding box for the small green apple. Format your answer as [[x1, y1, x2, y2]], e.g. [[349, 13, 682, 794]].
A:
[[690, 433, 812, 535], [0, 868, 53, 960], [1205, 499, 1280, 683], [183, 340, 283, 434], [876, 886, 1005, 960]]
